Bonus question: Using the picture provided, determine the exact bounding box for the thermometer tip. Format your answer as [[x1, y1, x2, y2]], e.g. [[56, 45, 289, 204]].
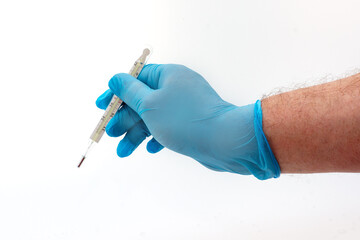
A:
[[78, 156, 86, 168]]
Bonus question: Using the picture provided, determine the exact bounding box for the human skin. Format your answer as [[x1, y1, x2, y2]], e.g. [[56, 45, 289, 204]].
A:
[[262, 73, 360, 173]]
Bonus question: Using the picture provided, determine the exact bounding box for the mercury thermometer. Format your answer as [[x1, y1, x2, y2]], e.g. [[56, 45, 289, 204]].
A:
[[78, 48, 151, 167]]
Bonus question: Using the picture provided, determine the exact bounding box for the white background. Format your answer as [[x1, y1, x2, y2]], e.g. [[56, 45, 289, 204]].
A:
[[0, 0, 360, 239]]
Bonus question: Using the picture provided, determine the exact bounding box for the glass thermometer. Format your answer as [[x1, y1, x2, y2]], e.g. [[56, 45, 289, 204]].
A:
[[78, 48, 151, 167]]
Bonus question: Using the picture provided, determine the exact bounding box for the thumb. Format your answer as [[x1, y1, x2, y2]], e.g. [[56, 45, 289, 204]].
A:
[[109, 73, 152, 114]]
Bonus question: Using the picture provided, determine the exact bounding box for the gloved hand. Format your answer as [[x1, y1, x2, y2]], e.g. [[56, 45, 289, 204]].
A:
[[96, 64, 280, 180]]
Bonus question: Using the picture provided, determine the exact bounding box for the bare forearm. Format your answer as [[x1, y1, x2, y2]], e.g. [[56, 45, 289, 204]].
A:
[[262, 73, 360, 173]]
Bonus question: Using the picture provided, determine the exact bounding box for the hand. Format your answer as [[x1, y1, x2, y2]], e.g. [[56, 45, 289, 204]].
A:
[[96, 64, 280, 180]]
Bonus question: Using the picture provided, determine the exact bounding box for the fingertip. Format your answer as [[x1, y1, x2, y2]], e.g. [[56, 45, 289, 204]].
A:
[[95, 89, 113, 110], [95, 98, 107, 110], [146, 145, 158, 154], [105, 112, 121, 137], [146, 138, 164, 154], [108, 73, 130, 94], [117, 138, 134, 158], [108, 75, 119, 94], [105, 123, 117, 137]]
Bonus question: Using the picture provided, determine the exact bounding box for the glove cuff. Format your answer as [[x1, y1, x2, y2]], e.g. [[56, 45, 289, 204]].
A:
[[253, 100, 281, 180]]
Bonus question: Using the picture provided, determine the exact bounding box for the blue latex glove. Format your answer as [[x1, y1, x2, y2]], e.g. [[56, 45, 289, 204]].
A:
[[96, 64, 280, 180]]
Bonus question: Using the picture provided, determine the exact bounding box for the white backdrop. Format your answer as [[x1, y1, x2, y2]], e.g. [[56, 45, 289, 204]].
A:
[[0, 0, 360, 239]]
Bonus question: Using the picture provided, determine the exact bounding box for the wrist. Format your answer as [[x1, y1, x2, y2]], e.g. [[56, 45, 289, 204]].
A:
[[201, 102, 281, 180], [253, 100, 281, 179]]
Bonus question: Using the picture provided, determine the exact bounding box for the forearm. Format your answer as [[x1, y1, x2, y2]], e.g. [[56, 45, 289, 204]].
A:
[[262, 73, 360, 173]]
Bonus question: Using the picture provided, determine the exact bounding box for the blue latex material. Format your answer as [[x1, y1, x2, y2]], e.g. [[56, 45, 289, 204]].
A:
[[96, 64, 280, 180]]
